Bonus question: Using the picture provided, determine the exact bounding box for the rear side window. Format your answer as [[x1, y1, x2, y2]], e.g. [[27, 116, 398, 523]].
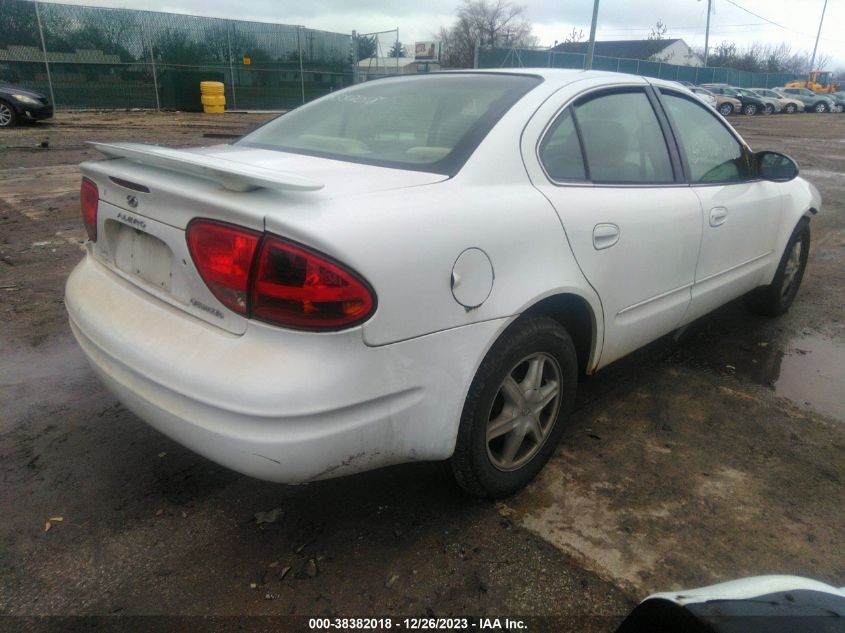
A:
[[660, 92, 753, 183], [538, 109, 586, 181], [574, 90, 674, 184]]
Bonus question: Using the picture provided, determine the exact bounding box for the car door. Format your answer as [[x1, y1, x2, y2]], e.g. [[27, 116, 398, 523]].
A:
[[530, 86, 703, 368], [656, 89, 782, 325]]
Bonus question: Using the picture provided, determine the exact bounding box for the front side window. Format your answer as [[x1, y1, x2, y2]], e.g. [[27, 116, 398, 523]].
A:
[[238, 74, 540, 175], [573, 90, 674, 184], [660, 92, 753, 183]]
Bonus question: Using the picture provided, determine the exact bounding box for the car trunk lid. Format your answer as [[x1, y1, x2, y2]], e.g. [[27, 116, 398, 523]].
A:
[[80, 144, 447, 334]]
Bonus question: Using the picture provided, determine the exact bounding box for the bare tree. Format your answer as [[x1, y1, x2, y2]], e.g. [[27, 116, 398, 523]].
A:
[[648, 19, 667, 41], [696, 40, 834, 74], [437, 0, 538, 68], [563, 26, 584, 43]]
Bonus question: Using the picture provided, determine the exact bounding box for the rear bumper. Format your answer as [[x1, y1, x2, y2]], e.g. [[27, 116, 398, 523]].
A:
[[66, 253, 505, 482]]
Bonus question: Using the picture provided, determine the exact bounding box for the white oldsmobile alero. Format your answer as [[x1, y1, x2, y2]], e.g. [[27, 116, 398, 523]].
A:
[[66, 70, 819, 498]]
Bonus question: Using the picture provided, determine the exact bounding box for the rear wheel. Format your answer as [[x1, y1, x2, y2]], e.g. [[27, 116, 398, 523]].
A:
[[0, 101, 17, 128], [743, 103, 758, 115], [746, 220, 810, 316], [764, 104, 774, 114], [451, 316, 578, 498], [814, 101, 828, 113], [718, 102, 733, 116]]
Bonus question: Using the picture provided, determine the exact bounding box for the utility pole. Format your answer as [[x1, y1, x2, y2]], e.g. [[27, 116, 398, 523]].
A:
[[585, 0, 600, 70], [808, 0, 828, 82], [703, 0, 712, 66], [34, 2, 56, 110]]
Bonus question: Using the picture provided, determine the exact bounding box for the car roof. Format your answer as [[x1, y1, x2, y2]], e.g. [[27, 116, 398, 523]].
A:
[[450, 68, 704, 93]]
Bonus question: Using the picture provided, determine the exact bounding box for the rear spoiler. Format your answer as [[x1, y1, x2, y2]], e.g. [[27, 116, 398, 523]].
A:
[[89, 142, 324, 193]]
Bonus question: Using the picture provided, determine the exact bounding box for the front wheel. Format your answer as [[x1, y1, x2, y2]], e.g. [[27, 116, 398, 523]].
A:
[[764, 104, 774, 114], [835, 104, 844, 114], [814, 102, 828, 113], [451, 316, 578, 499], [785, 103, 797, 114], [746, 220, 810, 316], [743, 103, 758, 115], [718, 103, 734, 116], [0, 101, 17, 128]]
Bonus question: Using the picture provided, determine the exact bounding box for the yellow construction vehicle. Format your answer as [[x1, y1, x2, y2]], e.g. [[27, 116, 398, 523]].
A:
[[785, 71, 838, 93]]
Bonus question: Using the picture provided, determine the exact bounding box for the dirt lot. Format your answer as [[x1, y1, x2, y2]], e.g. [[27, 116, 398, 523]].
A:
[[1, 110, 844, 630]]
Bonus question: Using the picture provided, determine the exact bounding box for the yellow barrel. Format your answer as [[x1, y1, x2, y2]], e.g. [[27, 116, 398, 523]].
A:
[[200, 81, 226, 113]]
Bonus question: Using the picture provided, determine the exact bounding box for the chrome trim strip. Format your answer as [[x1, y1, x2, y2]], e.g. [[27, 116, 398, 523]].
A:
[[695, 250, 774, 285], [617, 282, 693, 316]]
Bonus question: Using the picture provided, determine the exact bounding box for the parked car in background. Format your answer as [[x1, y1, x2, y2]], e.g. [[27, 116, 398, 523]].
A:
[[0, 83, 53, 128], [827, 92, 845, 113], [776, 87, 836, 113], [706, 90, 742, 116], [66, 70, 819, 498], [701, 84, 765, 115], [690, 87, 717, 109], [734, 87, 781, 114], [751, 88, 804, 113], [677, 80, 695, 88]]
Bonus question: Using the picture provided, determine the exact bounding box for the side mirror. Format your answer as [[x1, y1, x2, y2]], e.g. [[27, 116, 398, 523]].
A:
[[756, 151, 799, 182]]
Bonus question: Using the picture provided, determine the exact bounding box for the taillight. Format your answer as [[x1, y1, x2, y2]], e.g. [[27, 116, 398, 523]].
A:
[[252, 236, 375, 330], [186, 220, 261, 315], [185, 219, 375, 330], [80, 178, 99, 241]]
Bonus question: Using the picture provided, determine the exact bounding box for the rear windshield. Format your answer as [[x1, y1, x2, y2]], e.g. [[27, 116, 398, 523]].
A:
[[238, 74, 541, 175]]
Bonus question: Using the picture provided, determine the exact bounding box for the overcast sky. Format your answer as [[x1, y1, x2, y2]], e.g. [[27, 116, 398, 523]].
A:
[[46, 0, 845, 67]]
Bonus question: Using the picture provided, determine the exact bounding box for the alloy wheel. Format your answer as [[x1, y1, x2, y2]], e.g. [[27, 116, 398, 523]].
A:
[[815, 102, 827, 113], [786, 104, 796, 113], [744, 104, 757, 115], [781, 240, 803, 299], [719, 104, 732, 115], [0, 103, 12, 127], [485, 352, 562, 471]]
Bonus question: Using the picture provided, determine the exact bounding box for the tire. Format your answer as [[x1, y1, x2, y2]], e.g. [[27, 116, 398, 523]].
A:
[[835, 104, 844, 114], [0, 100, 17, 128], [718, 103, 733, 116], [743, 103, 758, 115], [451, 316, 578, 499], [814, 102, 827, 113], [746, 220, 810, 317], [764, 104, 774, 115], [785, 103, 796, 114]]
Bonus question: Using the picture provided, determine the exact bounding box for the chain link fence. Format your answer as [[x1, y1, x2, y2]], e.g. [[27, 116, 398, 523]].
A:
[[0, 0, 354, 110], [478, 46, 802, 89]]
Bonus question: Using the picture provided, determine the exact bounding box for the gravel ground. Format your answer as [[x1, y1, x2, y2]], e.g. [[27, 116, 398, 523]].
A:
[[1, 109, 843, 631]]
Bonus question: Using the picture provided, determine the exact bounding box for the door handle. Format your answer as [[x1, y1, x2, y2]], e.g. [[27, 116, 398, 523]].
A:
[[593, 223, 620, 250], [709, 206, 728, 227]]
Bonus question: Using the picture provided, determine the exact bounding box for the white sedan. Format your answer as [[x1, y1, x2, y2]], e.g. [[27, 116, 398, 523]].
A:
[[66, 70, 819, 498]]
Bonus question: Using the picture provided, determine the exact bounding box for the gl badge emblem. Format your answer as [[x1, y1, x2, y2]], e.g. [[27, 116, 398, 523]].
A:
[[126, 195, 138, 208]]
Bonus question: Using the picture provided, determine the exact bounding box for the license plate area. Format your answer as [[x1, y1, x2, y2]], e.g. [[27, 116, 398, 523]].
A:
[[108, 220, 173, 292]]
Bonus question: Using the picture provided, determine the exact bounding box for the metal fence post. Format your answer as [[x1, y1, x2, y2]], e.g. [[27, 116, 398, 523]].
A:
[[297, 26, 305, 105], [351, 31, 359, 84], [141, 15, 160, 111], [33, 2, 56, 110], [227, 21, 238, 110]]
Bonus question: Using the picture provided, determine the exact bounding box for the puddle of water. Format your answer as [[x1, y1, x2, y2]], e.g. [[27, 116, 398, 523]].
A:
[[775, 335, 845, 422]]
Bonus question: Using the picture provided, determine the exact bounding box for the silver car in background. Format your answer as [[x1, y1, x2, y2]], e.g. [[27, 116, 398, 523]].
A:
[[691, 87, 717, 109], [752, 88, 803, 114]]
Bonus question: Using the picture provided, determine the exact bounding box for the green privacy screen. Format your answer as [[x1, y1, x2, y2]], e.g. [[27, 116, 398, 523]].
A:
[[478, 47, 800, 89], [0, 0, 354, 110]]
